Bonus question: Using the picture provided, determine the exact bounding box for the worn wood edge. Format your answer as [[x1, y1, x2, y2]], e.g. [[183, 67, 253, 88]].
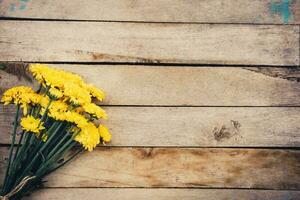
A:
[[0, 0, 299, 24], [1, 63, 300, 106], [1, 105, 300, 146], [242, 67, 300, 82], [0, 22, 299, 66], [1, 148, 299, 189], [20, 188, 300, 200]]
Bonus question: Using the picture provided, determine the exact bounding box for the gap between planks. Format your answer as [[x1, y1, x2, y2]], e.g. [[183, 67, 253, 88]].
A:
[[0, 17, 299, 26]]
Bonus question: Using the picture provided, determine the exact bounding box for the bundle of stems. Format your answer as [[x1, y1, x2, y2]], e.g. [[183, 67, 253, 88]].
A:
[[1, 64, 111, 200]]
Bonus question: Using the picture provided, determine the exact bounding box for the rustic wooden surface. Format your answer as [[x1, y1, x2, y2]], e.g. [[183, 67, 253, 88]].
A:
[[1, 105, 300, 146], [1, 64, 300, 106], [22, 189, 300, 200], [0, 0, 300, 199], [1, 148, 300, 189], [0, 21, 299, 65], [0, 0, 299, 24]]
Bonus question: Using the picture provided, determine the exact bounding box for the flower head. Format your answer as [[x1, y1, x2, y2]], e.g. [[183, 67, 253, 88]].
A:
[[63, 83, 91, 106], [1, 86, 36, 115], [49, 87, 63, 99], [1, 86, 34, 105], [74, 123, 100, 151], [85, 84, 105, 101], [82, 103, 107, 119], [29, 64, 84, 88], [98, 125, 111, 143], [65, 111, 88, 128], [46, 100, 69, 120], [20, 115, 45, 134]]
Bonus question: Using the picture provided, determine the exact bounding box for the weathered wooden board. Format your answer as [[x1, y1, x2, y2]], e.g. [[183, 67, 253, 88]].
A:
[[0, 22, 298, 65], [1, 105, 300, 146], [22, 188, 300, 200], [0, 0, 299, 24], [1, 65, 300, 106], [1, 148, 299, 189]]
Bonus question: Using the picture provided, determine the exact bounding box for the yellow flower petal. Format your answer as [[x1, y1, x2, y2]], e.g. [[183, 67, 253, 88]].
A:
[[98, 125, 111, 143], [20, 116, 45, 135]]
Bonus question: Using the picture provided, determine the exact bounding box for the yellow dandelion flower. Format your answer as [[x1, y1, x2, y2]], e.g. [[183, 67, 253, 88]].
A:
[[85, 84, 105, 101], [98, 125, 111, 143], [39, 96, 51, 108], [20, 116, 45, 134], [29, 64, 47, 84], [29, 64, 85, 88], [29, 64, 63, 87], [47, 100, 68, 120], [63, 83, 91, 105], [65, 111, 88, 128], [82, 103, 107, 119], [49, 87, 63, 99], [50, 100, 68, 112], [1, 93, 13, 105], [74, 123, 100, 151], [74, 107, 84, 114], [29, 93, 44, 105], [1, 86, 34, 105], [1, 86, 36, 115]]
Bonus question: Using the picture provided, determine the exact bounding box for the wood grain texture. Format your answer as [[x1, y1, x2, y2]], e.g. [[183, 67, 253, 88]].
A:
[[22, 188, 300, 200], [1, 64, 300, 106], [0, 21, 299, 65], [1, 148, 299, 189], [0, 0, 299, 24], [1, 105, 300, 146]]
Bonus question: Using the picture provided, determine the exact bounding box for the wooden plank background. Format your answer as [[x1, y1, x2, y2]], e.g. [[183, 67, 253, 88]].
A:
[[0, 0, 299, 24], [0, 21, 299, 65], [1, 105, 300, 146], [2, 148, 299, 189], [0, 0, 300, 199], [22, 189, 300, 200], [1, 64, 300, 106]]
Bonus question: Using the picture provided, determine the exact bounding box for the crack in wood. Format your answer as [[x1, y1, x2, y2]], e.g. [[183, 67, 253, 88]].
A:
[[243, 67, 300, 82]]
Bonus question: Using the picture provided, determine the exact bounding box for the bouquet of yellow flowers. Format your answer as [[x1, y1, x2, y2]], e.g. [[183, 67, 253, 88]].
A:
[[0, 64, 111, 200]]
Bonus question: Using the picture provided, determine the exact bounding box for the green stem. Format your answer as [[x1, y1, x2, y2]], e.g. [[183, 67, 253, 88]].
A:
[[14, 122, 64, 185], [2, 105, 20, 195], [9, 121, 61, 188], [36, 139, 76, 176], [38, 99, 52, 126], [46, 130, 71, 159], [13, 131, 25, 162], [46, 147, 83, 176]]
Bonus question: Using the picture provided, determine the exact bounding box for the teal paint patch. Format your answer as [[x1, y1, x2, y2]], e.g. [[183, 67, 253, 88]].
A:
[[9, 3, 16, 12], [0, 64, 6, 70], [269, 0, 292, 24], [19, 3, 26, 10]]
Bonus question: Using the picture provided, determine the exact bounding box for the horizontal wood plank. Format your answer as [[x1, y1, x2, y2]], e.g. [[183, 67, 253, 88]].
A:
[[1, 148, 299, 189], [0, 0, 299, 24], [0, 21, 298, 65], [1, 106, 300, 146], [1, 64, 300, 106], [22, 188, 300, 200]]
